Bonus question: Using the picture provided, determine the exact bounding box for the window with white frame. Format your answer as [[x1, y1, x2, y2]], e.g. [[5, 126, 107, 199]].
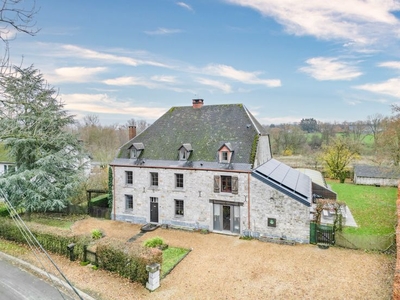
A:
[[125, 195, 133, 211], [221, 151, 229, 162], [175, 173, 184, 188], [125, 171, 133, 185], [130, 148, 138, 158], [150, 172, 158, 187], [175, 199, 184, 217], [180, 148, 187, 160]]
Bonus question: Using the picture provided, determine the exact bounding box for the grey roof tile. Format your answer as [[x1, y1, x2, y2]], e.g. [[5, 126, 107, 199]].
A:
[[117, 103, 267, 164]]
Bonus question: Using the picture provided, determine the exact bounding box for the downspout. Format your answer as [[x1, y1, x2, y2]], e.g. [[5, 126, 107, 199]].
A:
[[248, 172, 251, 230], [113, 165, 116, 220]]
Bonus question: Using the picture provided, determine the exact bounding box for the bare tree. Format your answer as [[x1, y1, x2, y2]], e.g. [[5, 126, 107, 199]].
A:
[[0, 0, 38, 69], [366, 113, 383, 146]]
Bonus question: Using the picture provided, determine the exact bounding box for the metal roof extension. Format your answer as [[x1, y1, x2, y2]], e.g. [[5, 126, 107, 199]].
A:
[[252, 158, 312, 207]]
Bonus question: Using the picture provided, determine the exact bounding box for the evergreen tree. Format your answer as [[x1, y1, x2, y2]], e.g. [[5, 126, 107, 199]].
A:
[[0, 65, 87, 213]]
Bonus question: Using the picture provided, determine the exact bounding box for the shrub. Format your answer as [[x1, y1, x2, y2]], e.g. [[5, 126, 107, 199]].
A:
[[0, 219, 91, 261], [96, 238, 162, 285], [144, 236, 164, 248], [91, 229, 103, 240]]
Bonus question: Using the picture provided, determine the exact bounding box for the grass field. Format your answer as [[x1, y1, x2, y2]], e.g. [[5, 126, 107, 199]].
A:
[[328, 180, 397, 236]]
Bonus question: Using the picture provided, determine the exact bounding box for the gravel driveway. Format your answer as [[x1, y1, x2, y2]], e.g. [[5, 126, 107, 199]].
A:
[[8, 218, 394, 300]]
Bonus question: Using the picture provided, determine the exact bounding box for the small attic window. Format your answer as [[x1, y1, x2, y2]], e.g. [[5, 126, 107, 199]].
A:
[[218, 143, 233, 164], [179, 143, 192, 161], [129, 143, 144, 159]]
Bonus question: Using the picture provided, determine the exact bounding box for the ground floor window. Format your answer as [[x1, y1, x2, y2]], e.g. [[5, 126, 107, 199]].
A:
[[125, 195, 133, 211], [175, 199, 184, 217], [213, 203, 240, 233]]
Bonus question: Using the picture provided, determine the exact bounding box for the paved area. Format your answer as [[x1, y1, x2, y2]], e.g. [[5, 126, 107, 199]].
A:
[[0, 256, 74, 300], [0, 252, 95, 300]]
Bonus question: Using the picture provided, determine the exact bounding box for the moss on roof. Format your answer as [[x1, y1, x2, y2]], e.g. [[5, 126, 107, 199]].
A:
[[118, 103, 267, 164]]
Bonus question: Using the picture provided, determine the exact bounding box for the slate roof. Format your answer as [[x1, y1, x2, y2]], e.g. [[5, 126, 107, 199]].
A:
[[117, 103, 267, 165], [252, 159, 312, 207], [354, 164, 400, 179]]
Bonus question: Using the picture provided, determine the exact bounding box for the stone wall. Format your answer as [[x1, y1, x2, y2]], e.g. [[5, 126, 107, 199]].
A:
[[248, 176, 310, 243], [393, 183, 400, 299], [112, 166, 249, 232]]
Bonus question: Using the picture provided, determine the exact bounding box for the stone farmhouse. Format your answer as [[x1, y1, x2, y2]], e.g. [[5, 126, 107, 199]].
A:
[[110, 100, 333, 243]]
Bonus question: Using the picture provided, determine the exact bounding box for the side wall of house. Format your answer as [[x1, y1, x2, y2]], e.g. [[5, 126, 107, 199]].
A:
[[355, 176, 399, 187], [112, 166, 250, 232], [248, 178, 311, 243], [254, 135, 272, 168]]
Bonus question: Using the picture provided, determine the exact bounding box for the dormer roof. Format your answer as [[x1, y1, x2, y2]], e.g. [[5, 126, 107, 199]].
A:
[[117, 103, 267, 164]]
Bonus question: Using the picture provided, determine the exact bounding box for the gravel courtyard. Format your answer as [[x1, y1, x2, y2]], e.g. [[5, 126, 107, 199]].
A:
[[70, 218, 395, 300], [13, 217, 395, 300]]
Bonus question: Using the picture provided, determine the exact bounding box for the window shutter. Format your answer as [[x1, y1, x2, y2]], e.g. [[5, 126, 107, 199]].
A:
[[232, 176, 238, 194], [214, 175, 220, 193]]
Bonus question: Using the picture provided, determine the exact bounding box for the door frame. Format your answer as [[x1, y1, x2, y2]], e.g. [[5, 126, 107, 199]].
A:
[[150, 197, 159, 223]]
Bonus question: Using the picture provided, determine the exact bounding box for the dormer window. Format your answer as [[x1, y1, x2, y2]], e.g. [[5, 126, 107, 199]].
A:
[[178, 143, 192, 161], [218, 143, 233, 164], [128, 143, 144, 159], [221, 151, 229, 162]]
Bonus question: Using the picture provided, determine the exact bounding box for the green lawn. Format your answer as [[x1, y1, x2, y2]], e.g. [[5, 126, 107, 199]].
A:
[[161, 247, 190, 277], [328, 180, 397, 235]]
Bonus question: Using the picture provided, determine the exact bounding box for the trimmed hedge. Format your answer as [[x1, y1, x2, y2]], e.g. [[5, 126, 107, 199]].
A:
[[0, 219, 91, 261], [96, 238, 163, 285], [0, 220, 163, 285]]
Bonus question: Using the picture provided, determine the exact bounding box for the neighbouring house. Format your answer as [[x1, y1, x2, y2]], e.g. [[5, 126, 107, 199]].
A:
[[0, 144, 14, 176], [110, 100, 334, 243], [353, 164, 400, 187]]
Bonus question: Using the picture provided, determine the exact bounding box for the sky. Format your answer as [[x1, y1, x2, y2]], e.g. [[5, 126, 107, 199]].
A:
[[5, 0, 400, 125]]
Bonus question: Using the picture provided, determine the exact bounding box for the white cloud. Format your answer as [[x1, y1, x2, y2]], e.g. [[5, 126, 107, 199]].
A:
[[299, 57, 362, 80], [61, 93, 167, 121], [150, 75, 178, 83], [144, 28, 183, 35], [59, 44, 169, 68], [378, 61, 400, 69], [225, 0, 400, 47], [258, 116, 301, 125], [48, 66, 107, 83], [354, 78, 400, 98], [177, 2, 194, 11], [103, 76, 158, 89], [196, 77, 233, 93], [103, 76, 188, 92], [203, 64, 281, 87]]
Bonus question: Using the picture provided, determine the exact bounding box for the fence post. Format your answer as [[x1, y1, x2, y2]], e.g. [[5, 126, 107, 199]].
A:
[[146, 263, 160, 291]]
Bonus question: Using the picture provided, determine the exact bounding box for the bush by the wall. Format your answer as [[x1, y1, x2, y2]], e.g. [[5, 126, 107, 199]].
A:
[[144, 236, 164, 248], [96, 238, 162, 285]]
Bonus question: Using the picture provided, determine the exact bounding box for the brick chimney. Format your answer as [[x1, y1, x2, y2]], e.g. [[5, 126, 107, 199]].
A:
[[192, 99, 204, 108], [128, 125, 136, 140]]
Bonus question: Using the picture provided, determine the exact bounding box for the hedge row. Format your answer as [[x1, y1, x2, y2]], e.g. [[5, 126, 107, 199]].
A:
[[0, 219, 91, 261], [96, 238, 162, 285], [0, 219, 163, 285]]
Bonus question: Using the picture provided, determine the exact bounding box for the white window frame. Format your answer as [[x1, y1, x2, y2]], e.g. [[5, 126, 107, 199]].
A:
[[175, 173, 184, 189], [175, 199, 184, 217], [125, 171, 133, 185], [125, 194, 133, 211]]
